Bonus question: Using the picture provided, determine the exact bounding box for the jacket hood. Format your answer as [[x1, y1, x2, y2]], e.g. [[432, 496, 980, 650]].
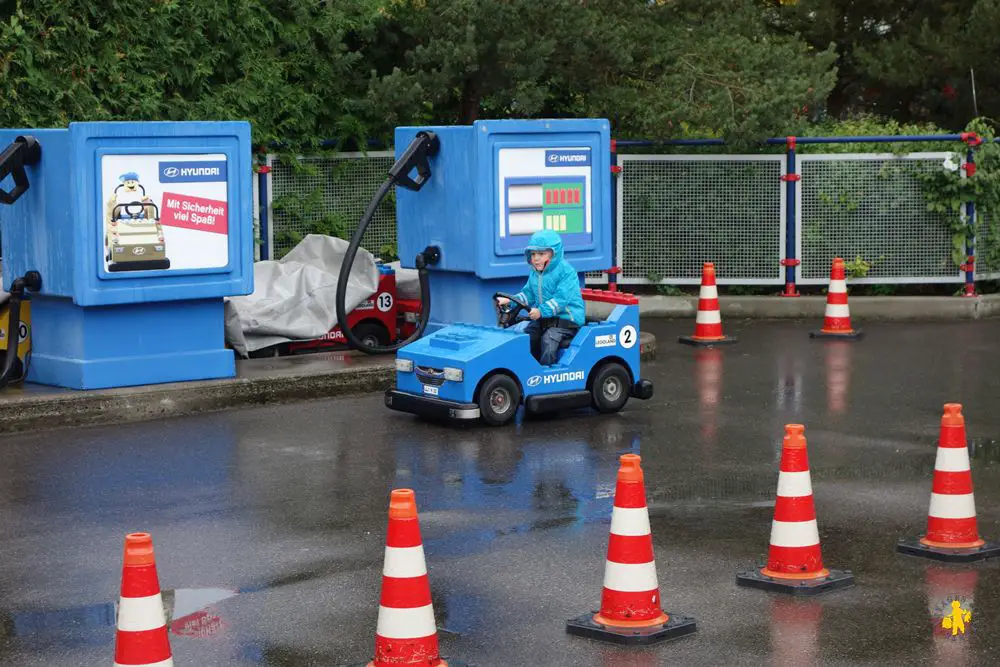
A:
[[523, 229, 564, 270]]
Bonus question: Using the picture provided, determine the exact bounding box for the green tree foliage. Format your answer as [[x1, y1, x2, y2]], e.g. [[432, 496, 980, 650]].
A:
[[0, 0, 383, 150], [770, 0, 996, 130], [365, 0, 838, 142], [1, 0, 840, 148]]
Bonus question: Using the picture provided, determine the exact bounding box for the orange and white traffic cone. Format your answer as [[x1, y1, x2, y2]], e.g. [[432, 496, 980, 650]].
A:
[[679, 262, 737, 346], [810, 257, 863, 340], [897, 404, 1000, 562], [736, 425, 854, 595], [349, 489, 468, 667], [567, 454, 696, 645], [113, 533, 174, 667]]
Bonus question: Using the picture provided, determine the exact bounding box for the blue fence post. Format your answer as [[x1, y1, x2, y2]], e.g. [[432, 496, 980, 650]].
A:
[[257, 165, 271, 261], [780, 136, 800, 297], [961, 133, 980, 297]]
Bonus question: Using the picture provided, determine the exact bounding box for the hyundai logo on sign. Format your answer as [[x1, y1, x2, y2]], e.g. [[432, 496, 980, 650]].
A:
[[527, 375, 542, 387], [159, 160, 228, 183], [544, 149, 591, 167]]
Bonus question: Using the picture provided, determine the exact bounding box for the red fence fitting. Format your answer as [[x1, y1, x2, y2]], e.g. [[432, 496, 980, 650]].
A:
[[960, 256, 975, 272], [257, 165, 272, 174], [781, 283, 800, 298], [611, 165, 622, 174], [610, 139, 617, 152], [964, 163, 977, 177], [606, 266, 620, 292], [961, 132, 982, 147], [963, 283, 977, 297], [780, 259, 801, 267], [786, 136, 797, 151], [780, 174, 800, 182]]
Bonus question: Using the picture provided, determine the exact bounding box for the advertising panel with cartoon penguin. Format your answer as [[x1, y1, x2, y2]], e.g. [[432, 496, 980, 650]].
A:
[[101, 154, 229, 273]]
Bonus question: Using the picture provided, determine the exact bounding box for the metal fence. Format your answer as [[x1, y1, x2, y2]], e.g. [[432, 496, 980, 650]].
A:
[[260, 132, 996, 292], [263, 151, 397, 260], [616, 154, 786, 285]]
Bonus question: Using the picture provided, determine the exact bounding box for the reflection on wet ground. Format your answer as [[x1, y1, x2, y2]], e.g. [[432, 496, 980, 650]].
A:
[[1, 319, 1000, 665]]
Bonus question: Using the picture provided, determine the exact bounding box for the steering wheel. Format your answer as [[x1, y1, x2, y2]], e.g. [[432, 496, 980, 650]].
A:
[[493, 292, 531, 328]]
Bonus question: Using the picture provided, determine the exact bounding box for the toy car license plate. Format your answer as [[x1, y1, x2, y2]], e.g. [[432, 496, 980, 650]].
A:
[[423, 384, 439, 396]]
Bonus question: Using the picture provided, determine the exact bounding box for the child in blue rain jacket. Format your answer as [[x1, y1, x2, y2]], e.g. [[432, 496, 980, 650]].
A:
[[496, 229, 585, 366]]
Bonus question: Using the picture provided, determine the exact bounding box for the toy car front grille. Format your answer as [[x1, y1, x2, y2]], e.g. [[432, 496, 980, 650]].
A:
[[415, 366, 446, 386]]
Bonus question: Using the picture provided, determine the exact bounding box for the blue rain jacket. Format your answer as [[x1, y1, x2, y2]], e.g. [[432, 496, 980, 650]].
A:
[[512, 230, 585, 327]]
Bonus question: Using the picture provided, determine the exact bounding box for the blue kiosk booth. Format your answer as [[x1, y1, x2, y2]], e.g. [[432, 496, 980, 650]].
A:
[[0, 121, 254, 390], [393, 118, 614, 329]]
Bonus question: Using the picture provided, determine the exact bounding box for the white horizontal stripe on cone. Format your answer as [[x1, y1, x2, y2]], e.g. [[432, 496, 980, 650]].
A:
[[610, 506, 651, 537], [769, 519, 819, 548], [776, 470, 813, 498], [602, 560, 658, 592], [116, 594, 167, 633], [934, 447, 971, 473], [828, 279, 847, 293], [382, 545, 428, 578], [824, 304, 851, 318], [929, 492, 976, 519], [696, 310, 721, 325], [114, 660, 174, 667], [700, 285, 718, 299], [375, 603, 437, 639]]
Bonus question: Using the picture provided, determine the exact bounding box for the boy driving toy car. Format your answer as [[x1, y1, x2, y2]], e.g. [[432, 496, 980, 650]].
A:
[[496, 229, 585, 366]]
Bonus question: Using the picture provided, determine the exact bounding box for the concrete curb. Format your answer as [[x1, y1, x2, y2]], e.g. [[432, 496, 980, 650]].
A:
[[635, 293, 1000, 320], [0, 333, 658, 435], [0, 360, 396, 435]]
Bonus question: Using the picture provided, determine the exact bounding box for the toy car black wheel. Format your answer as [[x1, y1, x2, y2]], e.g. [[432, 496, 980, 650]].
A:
[[353, 321, 390, 349], [478, 373, 521, 426], [590, 362, 630, 413]]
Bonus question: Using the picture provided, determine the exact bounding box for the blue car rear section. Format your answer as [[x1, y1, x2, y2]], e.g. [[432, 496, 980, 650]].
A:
[[384, 291, 653, 425]]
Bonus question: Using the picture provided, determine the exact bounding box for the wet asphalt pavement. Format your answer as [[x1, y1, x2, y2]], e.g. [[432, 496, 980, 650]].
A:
[[2, 318, 1000, 666]]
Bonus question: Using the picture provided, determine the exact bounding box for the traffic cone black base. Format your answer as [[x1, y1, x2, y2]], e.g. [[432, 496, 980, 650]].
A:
[[678, 335, 738, 347], [896, 536, 1000, 563], [809, 329, 864, 340], [566, 610, 697, 646], [736, 565, 854, 597]]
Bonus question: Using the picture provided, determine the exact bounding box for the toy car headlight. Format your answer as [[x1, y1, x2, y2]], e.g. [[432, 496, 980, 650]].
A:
[[395, 358, 414, 372], [443, 367, 463, 382]]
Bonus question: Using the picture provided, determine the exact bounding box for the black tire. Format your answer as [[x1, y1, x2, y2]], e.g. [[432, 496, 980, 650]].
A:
[[352, 321, 390, 349], [478, 373, 521, 427], [590, 362, 630, 413]]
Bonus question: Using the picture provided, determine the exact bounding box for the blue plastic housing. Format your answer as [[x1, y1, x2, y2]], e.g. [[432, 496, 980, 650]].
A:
[[0, 121, 254, 389], [394, 119, 612, 326]]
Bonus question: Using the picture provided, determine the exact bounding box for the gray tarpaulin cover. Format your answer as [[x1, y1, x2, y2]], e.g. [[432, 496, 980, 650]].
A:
[[224, 235, 380, 356]]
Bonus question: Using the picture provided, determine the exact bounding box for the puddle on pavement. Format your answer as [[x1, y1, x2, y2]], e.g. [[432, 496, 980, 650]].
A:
[[969, 437, 1000, 464], [0, 587, 241, 649]]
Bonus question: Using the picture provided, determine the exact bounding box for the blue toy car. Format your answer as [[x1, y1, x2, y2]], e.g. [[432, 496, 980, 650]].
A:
[[384, 290, 654, 426]]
